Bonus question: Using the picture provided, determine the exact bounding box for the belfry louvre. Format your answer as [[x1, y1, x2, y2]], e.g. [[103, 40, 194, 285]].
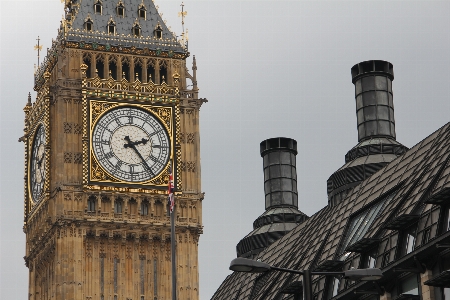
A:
[[212, 61, 450, 300]]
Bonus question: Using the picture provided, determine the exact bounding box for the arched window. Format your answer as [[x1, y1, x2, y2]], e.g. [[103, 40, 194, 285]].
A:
[[116, 1, 125, 17], [160, 64, 167, 84], [154, 24, 163, 39], [115, 200, 122, 213], [138, 3, 146, 19], [132, 21, 141, 37], [141, 201, 149, 216], [109, 57, 118, 80], [96, 56, 105, 79], [129, 198, 137, 215], [147, 62, 155, 83], [94, 0, 102, 14], [84, 15, 93, 32], [88, 196, 96, 212], [83, 54, 91, 78], [135, 59, 143, 81], [122, 59, 130, 81], [107, 17, 116, 35]]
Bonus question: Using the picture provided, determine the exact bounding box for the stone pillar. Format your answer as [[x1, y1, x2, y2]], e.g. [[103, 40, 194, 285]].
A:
[[130, 59, 135, 82], [124, 196, 129, 219], [98, 192, 102, 213], [118, 57, 123, 80], [155, 60, 160, 84], [104, 56, 110, 78], [421, 269, 435, 300], [112, 193, 116, 214], [91, 53, 96, 78], [150, 197, 155, 216], [142, 60, 148, 83], [137, 196, 142, 215]]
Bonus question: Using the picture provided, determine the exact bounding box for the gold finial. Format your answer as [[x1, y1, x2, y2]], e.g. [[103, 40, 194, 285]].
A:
[[34, 36, 43, 66], [178, 2, 188, 46], [162, 75, 165, 83], [149, 74, 153, 82], [135, 73, 139, 80], [109, 70, 112, 77]]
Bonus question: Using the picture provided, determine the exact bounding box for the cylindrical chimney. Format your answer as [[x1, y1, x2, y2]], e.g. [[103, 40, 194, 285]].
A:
[[351, 60, 395, 142], [260, 137, 298, 209]]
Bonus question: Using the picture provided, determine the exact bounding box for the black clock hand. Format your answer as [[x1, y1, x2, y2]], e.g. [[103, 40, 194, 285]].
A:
[[132, 138, 149, 146], [124, 136, 148, 147], [124, 136, 155, 176]]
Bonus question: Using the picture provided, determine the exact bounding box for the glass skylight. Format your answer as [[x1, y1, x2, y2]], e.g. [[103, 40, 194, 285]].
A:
[[340, 192, 395, 260]]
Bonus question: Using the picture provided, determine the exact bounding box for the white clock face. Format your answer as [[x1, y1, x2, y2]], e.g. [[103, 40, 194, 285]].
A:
[[30, 125, 46, 203], [92, 107, 171, 182]]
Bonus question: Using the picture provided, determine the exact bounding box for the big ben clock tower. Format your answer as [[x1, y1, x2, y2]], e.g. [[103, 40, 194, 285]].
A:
[[22, 1, 206, 299]]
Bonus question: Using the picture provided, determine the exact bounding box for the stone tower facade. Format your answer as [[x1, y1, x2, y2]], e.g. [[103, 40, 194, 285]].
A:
[[22, 1, 206, 299]]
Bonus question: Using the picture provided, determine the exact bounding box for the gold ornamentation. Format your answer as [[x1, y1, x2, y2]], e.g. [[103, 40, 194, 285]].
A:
[[149, 107, 171, 128], [91, 102, 119, 128]]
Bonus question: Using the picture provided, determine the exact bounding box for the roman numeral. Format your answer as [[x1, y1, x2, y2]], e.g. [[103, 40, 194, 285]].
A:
[[148, 154, 163, 164], [148, 129, 163, 138], [152, 144, 168, 149], [104, 152, 114, 159]]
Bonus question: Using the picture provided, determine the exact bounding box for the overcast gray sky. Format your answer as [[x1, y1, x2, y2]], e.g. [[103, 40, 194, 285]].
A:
[[2, 1, 450, 299]]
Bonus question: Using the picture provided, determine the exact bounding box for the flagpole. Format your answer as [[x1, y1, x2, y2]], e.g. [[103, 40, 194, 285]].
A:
[[171, 202, 177, 300], [169, 162, 177, 300]]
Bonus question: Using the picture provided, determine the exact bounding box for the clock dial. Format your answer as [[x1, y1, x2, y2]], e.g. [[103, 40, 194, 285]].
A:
[[30, 125, 46, 203], [92, 107, 171, 182]]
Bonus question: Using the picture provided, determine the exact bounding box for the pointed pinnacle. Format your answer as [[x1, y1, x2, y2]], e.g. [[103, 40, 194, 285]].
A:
[[27, 92, 32, 106], [192, 55, 197, 70]]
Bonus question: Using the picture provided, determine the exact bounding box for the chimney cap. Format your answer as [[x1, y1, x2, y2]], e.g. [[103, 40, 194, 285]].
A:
[[351, 60, 394, 84], [260, 137, 297, 157]]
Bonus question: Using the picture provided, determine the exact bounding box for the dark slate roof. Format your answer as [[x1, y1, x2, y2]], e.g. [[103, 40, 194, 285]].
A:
[[212, 122, 450, 300], [66, 0, 185, 52]]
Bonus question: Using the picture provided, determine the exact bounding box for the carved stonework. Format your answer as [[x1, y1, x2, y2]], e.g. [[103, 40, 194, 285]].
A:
[[187, 133, 195, 144], [64, 152, 73, 163]]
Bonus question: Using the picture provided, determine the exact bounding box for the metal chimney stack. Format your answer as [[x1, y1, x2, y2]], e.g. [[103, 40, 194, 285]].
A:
[[260, 137, 299, 209], [326, 60, 408, 207], [351, 60, 396, 142], [236, 138, 308, 259]]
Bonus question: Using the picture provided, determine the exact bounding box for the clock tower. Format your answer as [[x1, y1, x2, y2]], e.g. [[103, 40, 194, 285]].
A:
[[22, 1, 206, 299]]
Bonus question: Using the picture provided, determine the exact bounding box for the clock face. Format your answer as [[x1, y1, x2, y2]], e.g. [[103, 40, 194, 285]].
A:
[[30, 125, 46, 203], [92, 107, 171, 182]]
